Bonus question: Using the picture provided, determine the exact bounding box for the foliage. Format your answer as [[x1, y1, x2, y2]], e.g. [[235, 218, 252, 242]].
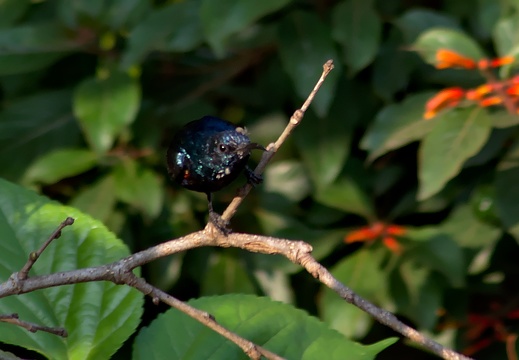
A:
[[0, 0, 518, 359]]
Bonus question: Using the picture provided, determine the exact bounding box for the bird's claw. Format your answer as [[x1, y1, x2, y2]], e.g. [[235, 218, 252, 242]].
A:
[[209, 211, 231, 235], [245, 167, 262, 186]]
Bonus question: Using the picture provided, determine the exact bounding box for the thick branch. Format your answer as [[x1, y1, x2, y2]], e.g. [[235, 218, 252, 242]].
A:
[[0, 230, 471, 360]]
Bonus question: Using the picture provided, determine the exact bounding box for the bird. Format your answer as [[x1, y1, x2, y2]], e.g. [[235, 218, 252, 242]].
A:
[[166, 116, 264, 233]]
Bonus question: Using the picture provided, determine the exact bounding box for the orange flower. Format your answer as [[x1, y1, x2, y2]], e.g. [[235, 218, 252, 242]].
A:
[[506, 83, 519, 96], [345, 222, 406, 253], [424, 87, 465, 119], [466, 84, 494, 100], [478, 55, 514, 70], [478, 96, 503, 107], [382, 236, 402, 254], [435, 49, 476, 69]]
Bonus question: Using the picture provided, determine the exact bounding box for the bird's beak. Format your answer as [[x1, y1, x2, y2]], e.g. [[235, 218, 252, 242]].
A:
[[246, 143, 266, 151]]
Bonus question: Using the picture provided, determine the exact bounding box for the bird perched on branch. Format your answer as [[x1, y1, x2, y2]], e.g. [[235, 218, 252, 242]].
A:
[[166, 116, 264, 233]]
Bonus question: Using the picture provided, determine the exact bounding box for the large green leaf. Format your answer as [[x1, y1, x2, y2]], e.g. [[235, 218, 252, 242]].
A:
[[73, 72, 141, 153], [0, 90, 81, 181], [278, 11, 341, 118], [120, 0, 202, 68], [0, 23, 78, 75], [418, 107, 492, 200], [413, 27, 486, 65], [360, 92, 436, 161], [200, 0, 291, 56], [332, 0, 381, 75], [133, 294, 396, 360], [0, 178, 143, 360], [320, 248, 390, 338]]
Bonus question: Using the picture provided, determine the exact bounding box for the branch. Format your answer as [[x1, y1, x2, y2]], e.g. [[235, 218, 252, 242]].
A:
[[18, 217, 75, 280], [220, 60, 334, 223], [0, 230, 471, 360], [0, 313, 67, 337]]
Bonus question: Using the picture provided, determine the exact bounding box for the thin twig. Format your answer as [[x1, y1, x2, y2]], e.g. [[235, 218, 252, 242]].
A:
[[220, 60, 334, 223], [0, 313, 67, 337], [18, 217, 75, 280]]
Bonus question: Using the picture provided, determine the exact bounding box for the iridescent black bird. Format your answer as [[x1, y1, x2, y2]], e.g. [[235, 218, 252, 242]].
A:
[[166, 116, 264, 232]]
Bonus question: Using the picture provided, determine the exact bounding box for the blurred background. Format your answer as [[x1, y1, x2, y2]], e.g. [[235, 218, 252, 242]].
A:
[[0, 0, 518, 359]]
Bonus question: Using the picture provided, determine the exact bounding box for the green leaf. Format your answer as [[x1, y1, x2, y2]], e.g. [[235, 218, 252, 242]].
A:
[[315, 175, 374, 219], [413, 28, 486, 65], [0, 23, 77, 75], [0, 0, 30, 28], [320, 248, 390, 338], [56, 0, 104, 27], [332, 0, 381, 75], [418, 107, 492, 200], [493, 15, 519, 57], [0, 90, 81, 181], [278, 11, 341, 118], [293, 80, 356, 187], [104, 0, 149, 30], [23, 148, 98, 185], [263, 160, 311, 202], [474, 0, 502, 40], [441, 204, 501, 248], [200, 0, 291, 56], [73, 72, 141, 153], [132, 294, 396, 360], [121, 1, 202, 68], [372, 30, 416, 101], [113, 160, 164, 219], [492, 110, 519, 128], [0, 178, 143, 360], [390, 263, 443, 329], [360, 92, 436, 161], [200, 252, 256, 296], [394, 9, 460, 43], [495, 140, 519, 241], [69, 175, 117, 223], [406, 233, 466, 287]]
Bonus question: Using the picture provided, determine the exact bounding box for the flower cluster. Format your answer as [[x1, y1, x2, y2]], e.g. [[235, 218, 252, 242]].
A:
[[424, 49, 516, 119], [344, 222, 406, 253]]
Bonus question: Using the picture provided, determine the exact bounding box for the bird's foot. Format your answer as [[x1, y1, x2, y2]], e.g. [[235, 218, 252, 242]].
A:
[[245, 166, 262, 186], [209, 211, 231, 235]]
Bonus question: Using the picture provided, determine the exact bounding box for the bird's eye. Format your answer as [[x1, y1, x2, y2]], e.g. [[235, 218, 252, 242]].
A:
[[219, 144, 227, 152]]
